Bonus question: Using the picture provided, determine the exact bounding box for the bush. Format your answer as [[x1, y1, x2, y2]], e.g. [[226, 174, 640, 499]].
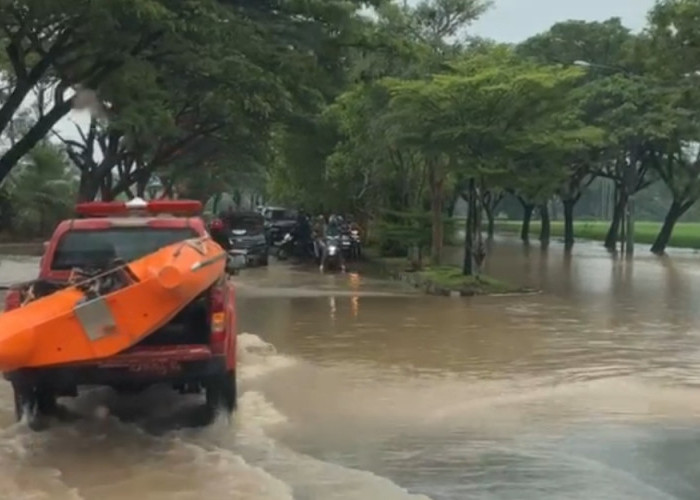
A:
[[375, 209, 455, 257]]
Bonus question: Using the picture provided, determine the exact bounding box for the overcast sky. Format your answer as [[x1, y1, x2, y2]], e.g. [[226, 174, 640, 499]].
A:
[[468, 0, 656, 42]]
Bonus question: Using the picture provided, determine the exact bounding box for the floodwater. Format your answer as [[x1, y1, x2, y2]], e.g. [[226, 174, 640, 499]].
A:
[[1, 238, 700, 499]]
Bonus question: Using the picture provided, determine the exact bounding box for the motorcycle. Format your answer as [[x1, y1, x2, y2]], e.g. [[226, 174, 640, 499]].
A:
[[277, 232, 315, 261], [350, 229, 362, 259], [225, 253, 247, 275], [339, 231, 354, 259], [276, 232, 294, 261], [321, 235, 345, 272]]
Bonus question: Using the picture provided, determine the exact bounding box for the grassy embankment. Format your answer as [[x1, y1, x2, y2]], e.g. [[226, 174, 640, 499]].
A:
[[495, 220, 700, 250], [364, 251, 529, 296]]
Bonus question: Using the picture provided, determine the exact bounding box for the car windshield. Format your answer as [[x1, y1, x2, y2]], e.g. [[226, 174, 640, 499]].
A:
[[229, 215, 264, 233], [51, 227, 198, 270], [267, 209, 297, 221]]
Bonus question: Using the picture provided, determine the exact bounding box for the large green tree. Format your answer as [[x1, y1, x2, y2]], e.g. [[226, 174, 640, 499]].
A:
[[0, 0, 232, 184], [518, 18, 640, 250], [383, 47, 598, 270], [1, 0, 386, 199], [644, 0, 700, 254]]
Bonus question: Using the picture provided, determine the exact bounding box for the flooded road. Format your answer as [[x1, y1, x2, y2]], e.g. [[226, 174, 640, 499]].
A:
[[2, 238, 700, 499]]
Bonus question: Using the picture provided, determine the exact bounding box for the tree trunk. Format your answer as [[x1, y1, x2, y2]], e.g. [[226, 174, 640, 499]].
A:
[[486, 209, 495, 240], [604, 187, 627, 250], [78, 171, 105, 202], [100, 175, 114, 201], [463, 197, 473, 276], [473, 181, 486, 275], [563, 199, 575, 250], [136, 176, 148, 198], [539, 203, 550, 246], [651, 200, 691, 255], [521, 203, 534, 242]]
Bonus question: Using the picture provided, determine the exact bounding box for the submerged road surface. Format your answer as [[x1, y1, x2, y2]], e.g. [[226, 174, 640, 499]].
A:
[[1, 239, 700, 499]]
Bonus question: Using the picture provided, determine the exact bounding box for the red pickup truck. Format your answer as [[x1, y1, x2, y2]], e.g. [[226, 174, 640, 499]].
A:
[[3, 199, 240, 430]]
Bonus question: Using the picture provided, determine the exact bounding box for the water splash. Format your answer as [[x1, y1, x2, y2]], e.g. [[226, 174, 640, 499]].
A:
[[237, 332, 297, 381]]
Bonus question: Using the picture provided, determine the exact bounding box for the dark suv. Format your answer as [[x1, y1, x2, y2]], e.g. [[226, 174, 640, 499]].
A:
[[262, 206, 298, 245]]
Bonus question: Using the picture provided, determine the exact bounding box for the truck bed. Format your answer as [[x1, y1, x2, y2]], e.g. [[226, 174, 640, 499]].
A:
[[136, 292, 211, 346], [9, 279, 212, 348]]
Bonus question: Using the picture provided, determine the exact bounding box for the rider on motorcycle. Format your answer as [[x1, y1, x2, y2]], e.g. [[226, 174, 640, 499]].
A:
[[347, 215, 361, 234], [293, 210, 313, 257], [209, 216, 230, 250], [320, 215, 346, 273], [312, 214, 325, 260]]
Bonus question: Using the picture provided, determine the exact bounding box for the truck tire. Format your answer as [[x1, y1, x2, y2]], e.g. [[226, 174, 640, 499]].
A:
[[204, 370, 237, 417], [276, 247, 288, 261], [12, 383, 56, 431]]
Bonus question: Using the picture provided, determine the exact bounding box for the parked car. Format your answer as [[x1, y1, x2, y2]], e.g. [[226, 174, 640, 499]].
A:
[[261, 207, 298, 245], [3, 198, 242, 430], [224, 211, 269, 266]]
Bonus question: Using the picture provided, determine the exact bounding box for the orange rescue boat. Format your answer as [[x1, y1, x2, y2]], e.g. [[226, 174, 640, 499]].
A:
[[0, 236, 226, 372]]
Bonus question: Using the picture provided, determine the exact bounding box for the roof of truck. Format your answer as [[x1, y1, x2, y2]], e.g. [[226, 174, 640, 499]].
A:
[[54, 216, 205, 231]]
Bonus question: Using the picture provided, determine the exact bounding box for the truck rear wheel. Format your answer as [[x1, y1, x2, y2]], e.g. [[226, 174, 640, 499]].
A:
[[12, 383, 56, 431], [204, 370, 237, 417]]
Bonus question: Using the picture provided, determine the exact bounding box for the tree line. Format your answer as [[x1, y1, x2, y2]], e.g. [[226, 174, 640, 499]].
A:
[[269, 0, 700, 271], [0, 0, 380, 235], [1, 0, 700, 267]]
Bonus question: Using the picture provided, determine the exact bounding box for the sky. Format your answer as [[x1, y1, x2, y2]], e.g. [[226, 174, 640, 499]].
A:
[[469, 0, 656, 43]]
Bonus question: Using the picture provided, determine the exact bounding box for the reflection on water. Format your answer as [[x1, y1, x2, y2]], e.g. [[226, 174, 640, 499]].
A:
[[3, 238, 700, 499]]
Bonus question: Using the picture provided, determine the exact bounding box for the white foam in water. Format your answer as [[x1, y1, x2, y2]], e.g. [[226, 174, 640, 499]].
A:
[[0, 332, 427, 500], [237, 332, 297, 381], [191, 391, 433, 500], [236, 391, 289, 429]]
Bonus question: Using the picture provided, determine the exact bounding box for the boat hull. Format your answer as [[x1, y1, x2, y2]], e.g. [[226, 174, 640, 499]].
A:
[[0, 237, 225, 372]]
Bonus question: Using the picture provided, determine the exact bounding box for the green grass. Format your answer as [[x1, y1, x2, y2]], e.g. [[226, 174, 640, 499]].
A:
[[418, 266, 517, 295], [495, 220, 700, 249], [362, 247, 526, 295]]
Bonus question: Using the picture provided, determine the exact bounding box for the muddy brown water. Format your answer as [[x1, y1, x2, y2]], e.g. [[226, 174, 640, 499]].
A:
[[1, 238, 700, 499]]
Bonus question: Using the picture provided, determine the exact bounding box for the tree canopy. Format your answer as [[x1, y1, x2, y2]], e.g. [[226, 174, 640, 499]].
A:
[[1, 0, 700, 260]]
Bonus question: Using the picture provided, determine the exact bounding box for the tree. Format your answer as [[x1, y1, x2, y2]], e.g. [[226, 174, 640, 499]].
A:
[[269, 0, 492, 259], [517, 18, 633, 69], [1, 0, 386, 199], [384, 47, 596, 272], [0, 0, 228, 183], [2, 142, 77, 237], [644, 0, 700, 254], [518, 18, 637, 250], [581, 73, 673, 252]]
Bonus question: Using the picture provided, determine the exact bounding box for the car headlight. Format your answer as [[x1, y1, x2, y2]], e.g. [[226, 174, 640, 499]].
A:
[[328, 245, 338, 255]]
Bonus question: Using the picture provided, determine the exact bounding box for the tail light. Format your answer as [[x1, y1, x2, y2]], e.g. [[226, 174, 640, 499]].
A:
[[210, 218, 224, 231], [4, 290, 21, 311], [209, 286, 226, 354]]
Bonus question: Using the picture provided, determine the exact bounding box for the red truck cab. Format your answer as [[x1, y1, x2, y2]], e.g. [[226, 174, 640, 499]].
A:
[[3, 199, 239, 430]]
